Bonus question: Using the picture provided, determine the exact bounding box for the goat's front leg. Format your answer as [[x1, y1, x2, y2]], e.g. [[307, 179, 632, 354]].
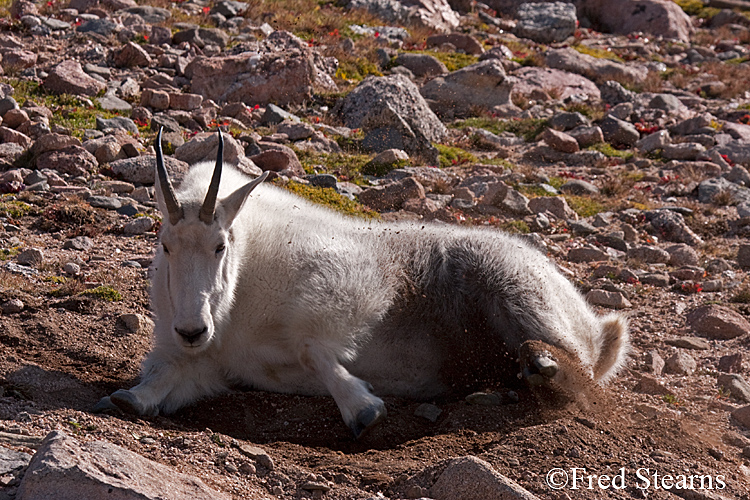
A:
[[299, 340, 386, 438], [93, 350, 226, 416]]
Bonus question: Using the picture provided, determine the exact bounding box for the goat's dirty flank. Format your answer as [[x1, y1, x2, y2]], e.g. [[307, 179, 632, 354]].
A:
[[3, 0, 750, 497]]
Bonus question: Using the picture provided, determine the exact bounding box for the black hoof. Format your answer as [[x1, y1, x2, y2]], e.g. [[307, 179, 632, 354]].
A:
[[92, 396, 122, 414], [349, 402, 387, 439], [523, 352, 559, 386], [110, 389, 158, 417]]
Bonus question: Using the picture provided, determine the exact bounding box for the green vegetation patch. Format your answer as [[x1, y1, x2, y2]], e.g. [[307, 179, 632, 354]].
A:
[[79, 285, 122, 302], [499, 220, 530, 234], [295, 150, 373, 181], [452, 117, 549, 142], [1, 78, 128, 140], [573, 44, 624, 63], [0, 247, 20, 261], [672, 0, 720, 18], [435, 144, 478, 168], [0, 198, 33, 218], [335, 57, 382, 82], [588, 142, 634, 160], [563, 195, 608, 218], [283, 181, 378, 219]]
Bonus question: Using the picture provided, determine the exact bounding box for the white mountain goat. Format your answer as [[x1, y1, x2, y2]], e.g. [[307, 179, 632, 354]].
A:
[[96, 128, 629, 438]]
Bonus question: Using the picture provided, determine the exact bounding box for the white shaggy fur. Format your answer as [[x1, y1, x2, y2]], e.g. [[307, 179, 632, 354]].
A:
[[99, 159, 629, 437]]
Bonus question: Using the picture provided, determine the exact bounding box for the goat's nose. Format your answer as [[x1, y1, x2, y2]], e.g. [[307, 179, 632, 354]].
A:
[[175, 326, 207, 344]]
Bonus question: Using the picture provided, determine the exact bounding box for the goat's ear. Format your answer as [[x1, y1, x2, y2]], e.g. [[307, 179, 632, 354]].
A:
[[221, 171, 269, 225]]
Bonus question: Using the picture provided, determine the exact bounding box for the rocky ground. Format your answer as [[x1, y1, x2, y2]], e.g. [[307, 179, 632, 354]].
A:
[[3, 0, 750, 498]]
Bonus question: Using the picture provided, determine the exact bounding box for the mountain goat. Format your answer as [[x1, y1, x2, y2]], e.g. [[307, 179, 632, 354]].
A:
[[96, 128, 629, 438]]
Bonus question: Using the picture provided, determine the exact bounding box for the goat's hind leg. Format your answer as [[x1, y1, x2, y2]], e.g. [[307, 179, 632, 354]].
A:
[[299, 340, 386, 439]]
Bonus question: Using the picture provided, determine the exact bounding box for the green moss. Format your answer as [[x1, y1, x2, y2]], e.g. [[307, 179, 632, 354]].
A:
[[0, 198, 33, 218], [1, 78, 129, 140], [396, 51, 478, 72], [452, 117, 549, 142], [672, 0, 720, 18], [295, 150, 372, 181], [335, 57, 382, 82], [0, 248, 20, 261], [79, 285, 122, 302], [44, 276, 68, 284], [500, 220, 530, 234], [563, 195, 607, 218], [588, 142, 634, 160], [282, 181, 379, 219], [573, 44, 624, 63], [435, 144, 478, 168], [361, 158, 410, 177]]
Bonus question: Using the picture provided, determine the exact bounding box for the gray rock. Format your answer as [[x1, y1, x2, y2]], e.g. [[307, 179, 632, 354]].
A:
[[430, 456, 540, 500], [36, 146, 97, 178], [644, 350, 665, 375], [599, 80, 635, 105], [414, 403, 442, 422], [548, 111, 589, 131], [1, 298, 24, 314], [17, 430, 229, 500], [261, 104, 300, 125], [528, 196, 576, 220], [340, 74, 446, 160], [359, 177, 425, 211], [699, 177, 750, 206], [567, 246, 609, 263], [687, 304, 750, 340], [96, 116, 138, 134], [718, 374, 750, 403], [420, 59, 515, 118], [123, 216, 155, 235], [636, 129, 670, 153], [664, 351, 697, 375], [426, 33, 484, 55], [600, 115, 640, 147], [665, 337, 710, 350], [175, 132, 245, 166], [731, 405, 750, 428], [122, 6, 171, 23], [0, 445, 32, 474], [43, 60, 106, 97], [718, 353, 743, 373], [514, 2, 576, 44], [662, 142, 706, 161], [110, 155, 189, 185], [77, 18, 118, 36], [346, 0, 460, 32], [567, 125, 604, 148], [545, 47, 647, 85], [62, 236, 94, 251], [640, 273, 670, 287], [394, 52, 448, 78], [63, 262, 81, 275], [634, 375, 673, 396], [666, 243, 699, 267], [236, 443, 274, 470], [542, 128, 579, 153], [559, 179, 598, 195], [87, 195, 122, 210], [119, 313, 154, 334], [646, 210, 703, 246], [17, 248, 43, 267], [627, 245, 670, 264], [586, 289, 632, 309]]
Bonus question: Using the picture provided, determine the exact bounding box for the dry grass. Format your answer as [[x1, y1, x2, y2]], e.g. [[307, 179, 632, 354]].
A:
[[699, 61, 750, 99]]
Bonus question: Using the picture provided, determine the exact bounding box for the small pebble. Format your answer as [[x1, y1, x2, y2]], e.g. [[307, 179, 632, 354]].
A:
[[63, 262, 81, 275]]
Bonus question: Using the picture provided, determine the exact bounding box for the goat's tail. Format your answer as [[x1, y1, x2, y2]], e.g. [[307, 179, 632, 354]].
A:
[[593, 314, 630, 383]]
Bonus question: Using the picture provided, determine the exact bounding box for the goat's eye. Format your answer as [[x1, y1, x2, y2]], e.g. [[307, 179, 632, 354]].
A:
[[162, 245, 170, 255], [215, 244, 226, 255]]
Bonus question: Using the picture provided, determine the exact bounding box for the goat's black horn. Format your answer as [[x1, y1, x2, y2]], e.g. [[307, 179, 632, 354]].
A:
[[155, 127, 183, 225], [199, 130, 224, 224]]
